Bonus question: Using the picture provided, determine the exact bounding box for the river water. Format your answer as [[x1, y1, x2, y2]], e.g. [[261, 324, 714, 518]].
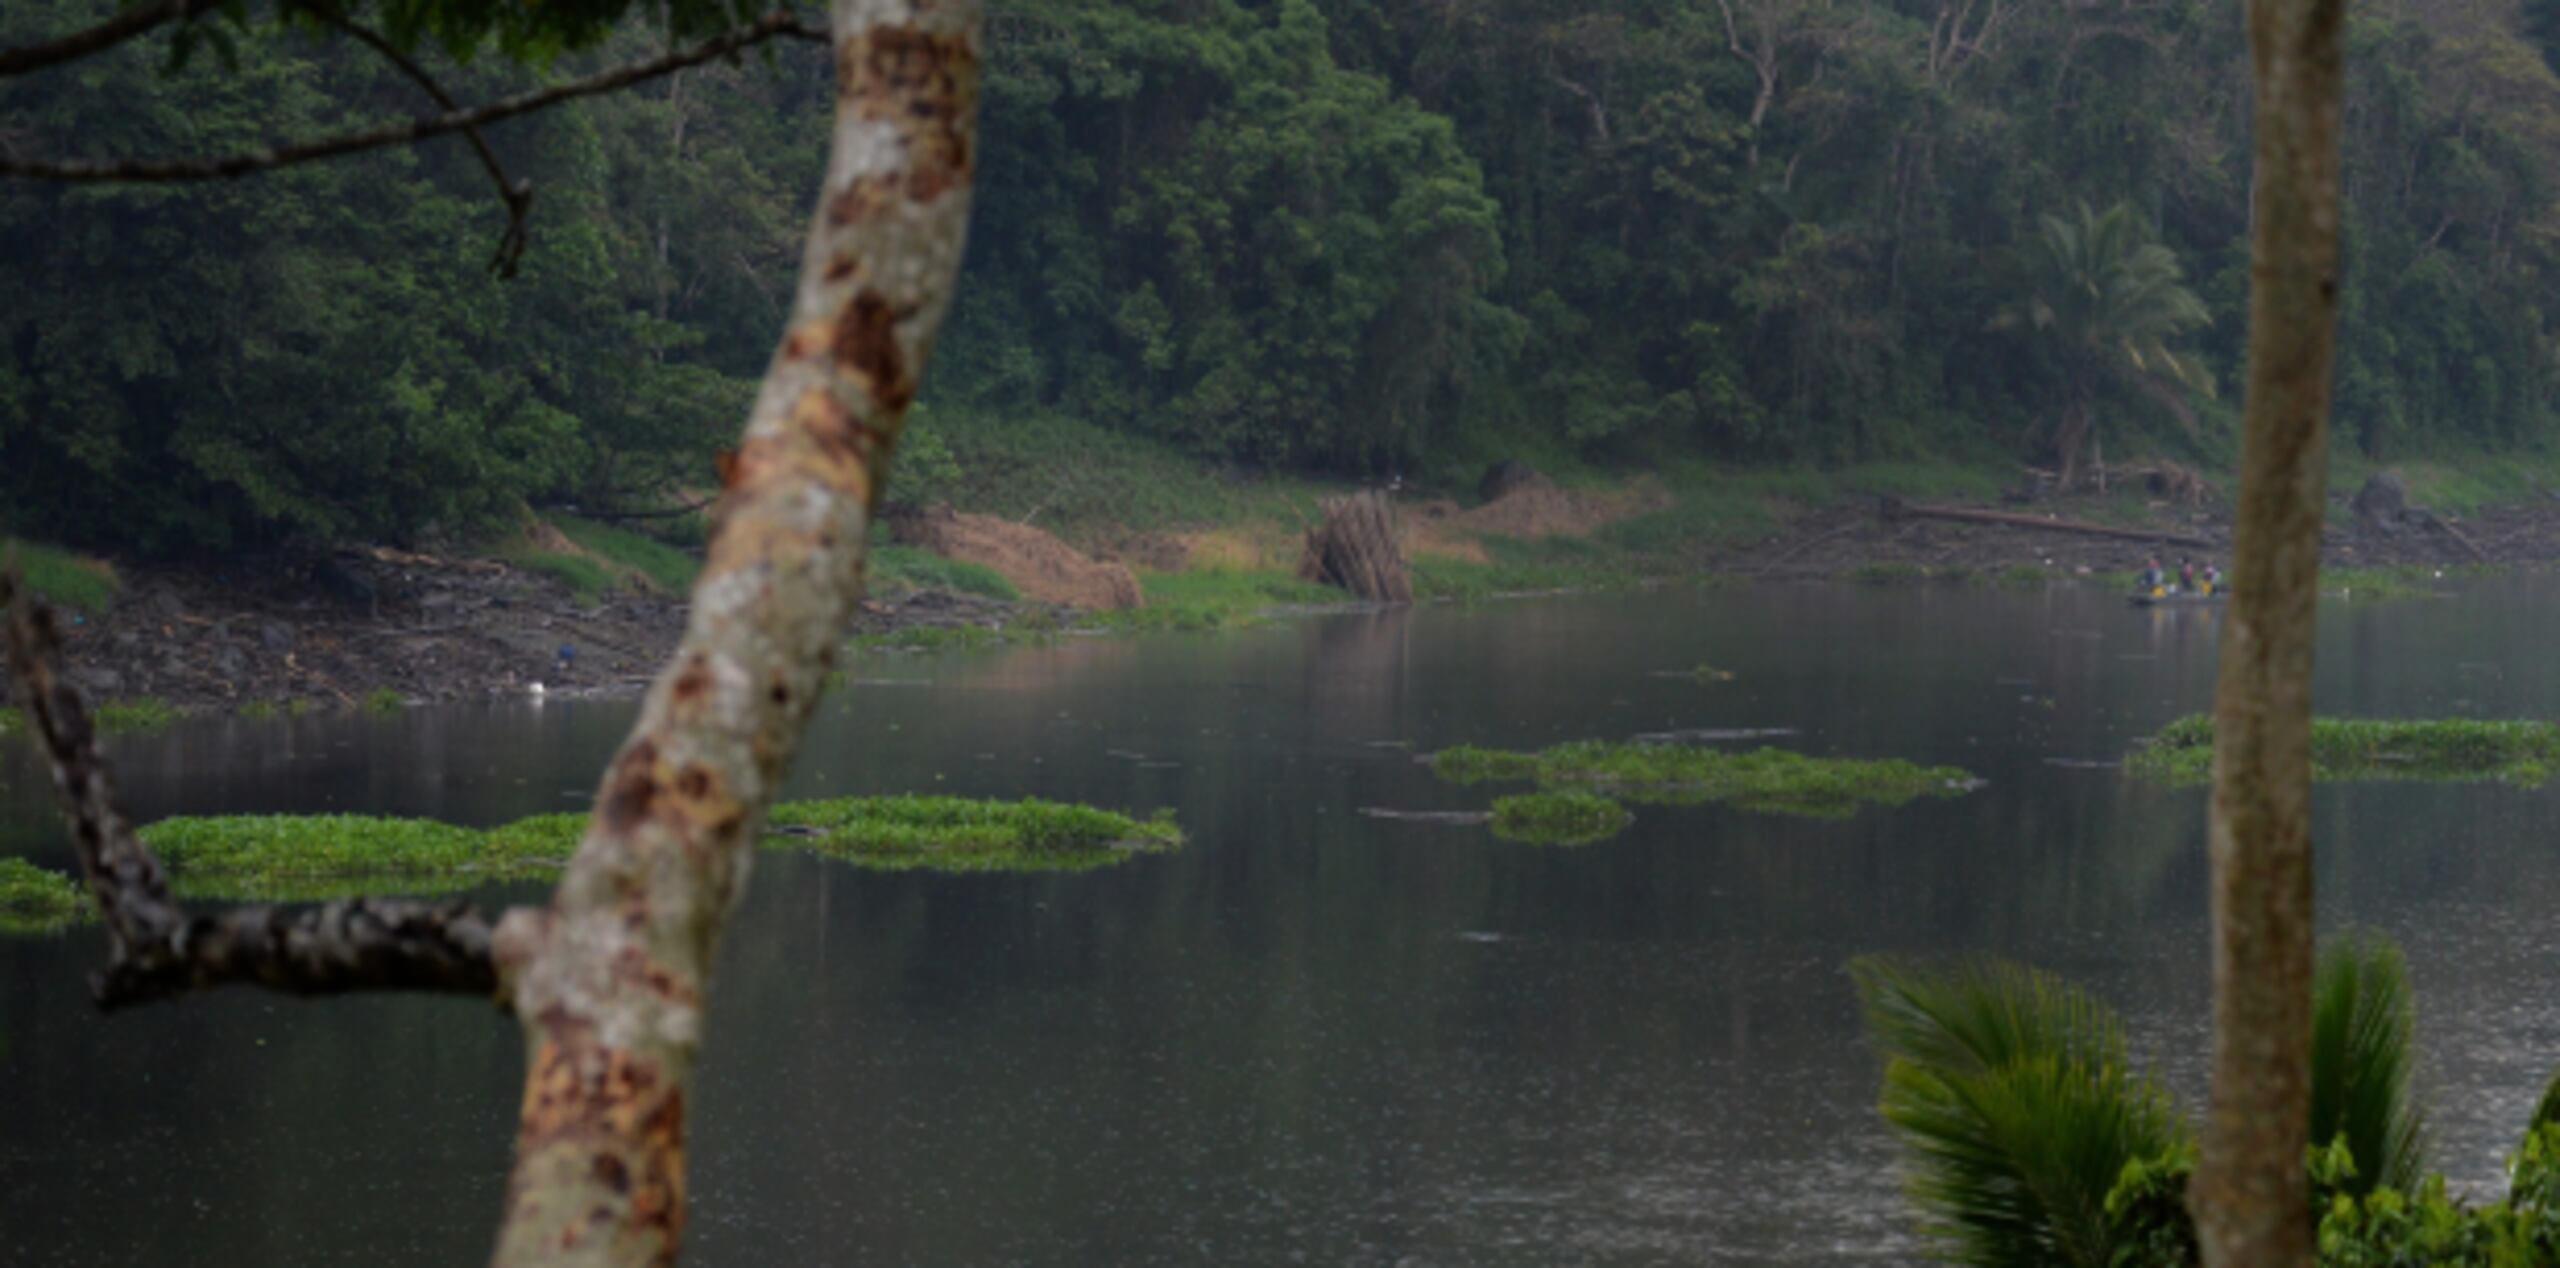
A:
[[4, 581, 2559, 1264]]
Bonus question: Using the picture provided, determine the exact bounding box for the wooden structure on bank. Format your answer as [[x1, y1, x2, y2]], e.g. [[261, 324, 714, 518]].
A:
[[1301, 490, 1412, 603]]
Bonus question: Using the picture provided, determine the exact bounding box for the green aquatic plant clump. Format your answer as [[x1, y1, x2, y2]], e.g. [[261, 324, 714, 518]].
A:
[[1429, 745, 1542, 785], [0, 857, 94, 935], [766, 795, 1181, 872], [139, 815, 538, 901], [1488, 792, 1633, 846], [1429, 740, 1976, 818], [0, 797, 1185, 914], [2132, 715, 2560, 786]]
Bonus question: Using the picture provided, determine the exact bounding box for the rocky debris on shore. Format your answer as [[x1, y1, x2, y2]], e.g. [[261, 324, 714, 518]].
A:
[[27, 546, 1072, 713]]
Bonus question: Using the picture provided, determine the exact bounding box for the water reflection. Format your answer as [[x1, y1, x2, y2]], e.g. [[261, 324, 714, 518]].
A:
[[4, 579, 2559, 1263]]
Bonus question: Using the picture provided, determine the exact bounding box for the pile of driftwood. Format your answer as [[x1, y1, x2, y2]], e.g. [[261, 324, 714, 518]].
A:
[[1299, 490, 1411, 602], [1879, 496, 2215, 548]]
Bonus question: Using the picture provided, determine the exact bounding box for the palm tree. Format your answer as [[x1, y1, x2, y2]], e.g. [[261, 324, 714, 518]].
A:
[[1852, 936, 2432, 1266], [1993, 201, 2216, 491], [1852, 957, 2188, 1267]]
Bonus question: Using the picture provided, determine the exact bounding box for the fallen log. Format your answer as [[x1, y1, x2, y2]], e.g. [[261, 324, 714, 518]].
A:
[[2415, 510, 2491, 563], [1300, 490, 1412, 602], [1878, 497, 2215, 549]]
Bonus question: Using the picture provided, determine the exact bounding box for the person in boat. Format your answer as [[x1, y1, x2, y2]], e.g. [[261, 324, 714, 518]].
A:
[[2179, 558, 2197, 592], [2200, 563, 2221, 595], [2139, 556, 2165, 596]]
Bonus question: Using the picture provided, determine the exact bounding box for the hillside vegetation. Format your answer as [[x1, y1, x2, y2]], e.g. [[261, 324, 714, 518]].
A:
[[6, 0, 2559, 555]]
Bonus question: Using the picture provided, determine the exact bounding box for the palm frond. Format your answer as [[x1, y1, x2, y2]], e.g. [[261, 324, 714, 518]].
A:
[[2308, 933, 2426, 1196], [2528, 1065, 2560, 1135], [1854, 957, 2189, 1268]]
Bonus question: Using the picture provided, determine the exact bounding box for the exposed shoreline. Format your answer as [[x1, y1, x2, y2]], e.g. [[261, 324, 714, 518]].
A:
[[16, 484, 2557, 718]]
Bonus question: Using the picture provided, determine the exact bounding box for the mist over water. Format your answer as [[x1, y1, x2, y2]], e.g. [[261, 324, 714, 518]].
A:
[[5, 580, 2558, 1264]]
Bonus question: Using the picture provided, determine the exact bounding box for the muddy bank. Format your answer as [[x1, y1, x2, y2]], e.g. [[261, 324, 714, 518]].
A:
[[32, 548, 1063, 712], [1719, 489, 2560, 579], [28, 482, 2560, 715]]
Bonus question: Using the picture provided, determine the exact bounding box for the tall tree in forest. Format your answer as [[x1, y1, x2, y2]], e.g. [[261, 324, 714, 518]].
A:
[[1993, 200, 2214, 490], [2190, 1, 2345, 1264], [0, 1, 980, 1263]]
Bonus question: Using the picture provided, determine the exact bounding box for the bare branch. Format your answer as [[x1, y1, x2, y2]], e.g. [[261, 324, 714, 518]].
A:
[[95, 896, 502, 1010], [0, 10, 828, 184], [311, 8, 537, 277], [0, 0, 219, 79], [1, 561, 503, 1009]]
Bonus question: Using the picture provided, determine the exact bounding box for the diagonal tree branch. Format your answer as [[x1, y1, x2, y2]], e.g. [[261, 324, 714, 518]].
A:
[[0, 9, 827, 184], [1, 562, 504, 1009], [310, 7, 537, 277], [485, 0, 981, 1260], [0, 0, 220, 78]]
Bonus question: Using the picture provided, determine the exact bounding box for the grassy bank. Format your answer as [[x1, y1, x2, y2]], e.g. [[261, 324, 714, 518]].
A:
[[4, 539, 120, 613]]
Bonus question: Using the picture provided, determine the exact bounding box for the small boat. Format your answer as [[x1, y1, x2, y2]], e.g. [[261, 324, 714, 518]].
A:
[[2128, 589, 2226, 607]]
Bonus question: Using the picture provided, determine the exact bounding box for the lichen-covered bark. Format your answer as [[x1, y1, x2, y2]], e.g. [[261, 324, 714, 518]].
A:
[[2190, 2, 2345, 1265], [485, 3, 979, 1263]]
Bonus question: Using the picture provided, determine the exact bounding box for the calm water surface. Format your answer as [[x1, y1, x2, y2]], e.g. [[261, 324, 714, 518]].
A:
[[5, 581, 2560, 1264]]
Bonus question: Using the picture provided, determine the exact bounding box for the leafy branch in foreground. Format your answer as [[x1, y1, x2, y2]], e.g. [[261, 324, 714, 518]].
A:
[[2130, 715, 2560, 786]]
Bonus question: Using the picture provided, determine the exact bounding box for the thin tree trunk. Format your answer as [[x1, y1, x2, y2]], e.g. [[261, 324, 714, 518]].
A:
[[485, 3, 981, 1264], [2190, 2, 2346, 1265]]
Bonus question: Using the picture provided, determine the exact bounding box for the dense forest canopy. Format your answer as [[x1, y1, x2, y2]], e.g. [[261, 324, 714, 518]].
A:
[[4, 0, 2557, 551]]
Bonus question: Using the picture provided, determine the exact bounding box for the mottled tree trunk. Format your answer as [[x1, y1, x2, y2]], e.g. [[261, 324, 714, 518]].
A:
[[2189, 2, 2346, 1265], [484, 2, 980, 1264]]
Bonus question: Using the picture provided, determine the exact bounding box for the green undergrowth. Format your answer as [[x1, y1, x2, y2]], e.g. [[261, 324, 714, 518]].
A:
[[0, 857, 92, 935], [767, 795, 1181, 872], [506, 548, 618, 604], [2, 700, 177, 736], [1138, 567, 1337, 612], [928, 409, 1333, 544], [2132, 715, 2560, 786], [73, 797, 1182, 907], [6, 539, 121, 613], [1488, 791, 1633, 846], [549, 515, 702, 595], [870, 544, 1022, 601], [1416, 533, 1649, 601], [93, 698, 179, 733], [2346, 450, 2560, 518]]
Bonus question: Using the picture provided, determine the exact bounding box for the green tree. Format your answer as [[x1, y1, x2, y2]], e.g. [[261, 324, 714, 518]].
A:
[[1992, 201, 2215, 490]]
